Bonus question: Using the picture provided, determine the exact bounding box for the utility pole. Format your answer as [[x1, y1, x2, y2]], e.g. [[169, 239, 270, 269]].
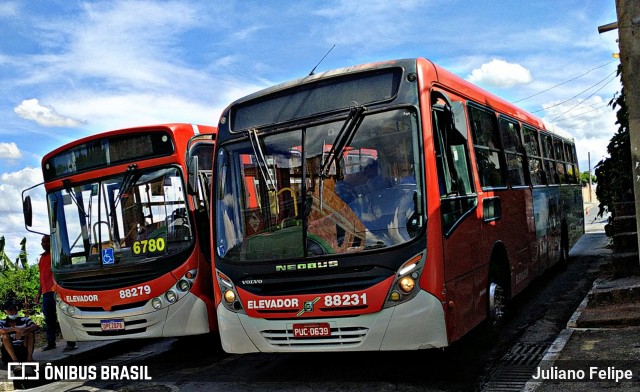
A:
[[614, 0, 640, 259], [588, 152, 592, 203]]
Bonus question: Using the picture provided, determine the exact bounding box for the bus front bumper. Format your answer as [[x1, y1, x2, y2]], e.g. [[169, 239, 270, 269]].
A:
[[57, 292, 210, 341], [217, 290, 448, 353]]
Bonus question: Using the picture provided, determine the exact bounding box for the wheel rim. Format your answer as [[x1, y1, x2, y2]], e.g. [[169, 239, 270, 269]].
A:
[[489, 282, 506, 323]]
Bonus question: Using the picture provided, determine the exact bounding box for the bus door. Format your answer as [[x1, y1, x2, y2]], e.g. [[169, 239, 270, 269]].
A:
[[187, 134, 215, 260], [431, 91, 483, 341]]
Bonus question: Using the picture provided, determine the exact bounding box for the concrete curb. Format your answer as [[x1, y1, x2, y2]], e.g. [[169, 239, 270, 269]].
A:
[[566, 289, 592, 328], [522, 329, 575, 392], [522, 275, 595, 392]]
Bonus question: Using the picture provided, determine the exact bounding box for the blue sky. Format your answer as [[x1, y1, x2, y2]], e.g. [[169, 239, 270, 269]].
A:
[[0, 0, 620, 260]]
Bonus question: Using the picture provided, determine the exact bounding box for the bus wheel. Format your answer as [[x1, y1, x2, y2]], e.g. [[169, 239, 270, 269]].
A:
[[558, 225, 570, 270], [488, 280, 507, 327]]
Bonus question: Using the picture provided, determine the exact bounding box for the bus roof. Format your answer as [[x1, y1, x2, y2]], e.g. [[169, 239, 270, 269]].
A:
[[222, 58, 571, 141], [42, 123, 216, 163]]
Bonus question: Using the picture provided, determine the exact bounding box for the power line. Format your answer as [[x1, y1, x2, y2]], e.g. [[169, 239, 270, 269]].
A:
[[530, 70, 618, 114], [556, 102, 610, 121], [551, 73, 618, 121], [585, 110, 615, 122], [513, 59, 617, 103]]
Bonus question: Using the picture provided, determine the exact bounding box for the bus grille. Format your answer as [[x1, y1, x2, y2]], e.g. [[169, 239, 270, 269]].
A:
[[57, 270, 161, 291], [261, 326, 368, 347], [75, 299, 149, 312]]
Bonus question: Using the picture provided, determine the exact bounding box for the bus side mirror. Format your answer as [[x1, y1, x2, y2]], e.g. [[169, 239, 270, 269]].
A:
[[483, 197, 501, 222], [23, 195, 33, 227], [187, 155, 199, 195]]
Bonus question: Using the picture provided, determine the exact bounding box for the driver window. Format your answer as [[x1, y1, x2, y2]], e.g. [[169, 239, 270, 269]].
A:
[[431, 91, 477, 236]]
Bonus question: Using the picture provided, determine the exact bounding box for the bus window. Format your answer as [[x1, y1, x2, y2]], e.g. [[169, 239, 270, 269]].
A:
[[432, 94, 476, 235], [569, 143, 579, 183], [553, 138, 567, 184], [499, 118, 526, 186], [541, 133, 557, 184], [522, 127, 545, 185], [469, 105, 506, 189], [564, 142, 577, 184]]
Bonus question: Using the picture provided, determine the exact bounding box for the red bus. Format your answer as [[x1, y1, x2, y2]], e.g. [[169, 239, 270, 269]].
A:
[[212, 58, 584, 352], [23, 123, 217, 340]]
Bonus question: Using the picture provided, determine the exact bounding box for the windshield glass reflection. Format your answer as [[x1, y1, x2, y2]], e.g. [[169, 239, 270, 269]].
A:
[[216, 108, 424, 262]]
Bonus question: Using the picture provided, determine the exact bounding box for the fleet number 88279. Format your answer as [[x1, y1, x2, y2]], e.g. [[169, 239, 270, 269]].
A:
[[119, 285, 152, 299]]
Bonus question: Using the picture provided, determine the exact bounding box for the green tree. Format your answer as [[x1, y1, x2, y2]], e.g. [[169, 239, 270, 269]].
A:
[[594, 65, 633, 219], [0, 236, 17, 274], [580, 171, 596, 186], [0, 237, 41, 317], [16, 237, 28, 268]]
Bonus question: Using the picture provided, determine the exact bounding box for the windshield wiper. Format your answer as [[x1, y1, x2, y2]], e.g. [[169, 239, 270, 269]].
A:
[[114, 164, 138, 209], [248, 128, 277, 192], [62, 179, 88, 218], [319, 104, 366, 178], [318, 104, 366, 210]]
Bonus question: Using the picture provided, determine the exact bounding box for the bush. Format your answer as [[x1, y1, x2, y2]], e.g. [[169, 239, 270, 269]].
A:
[[0, 263, 41, 315], [595, 66, 633, 220]]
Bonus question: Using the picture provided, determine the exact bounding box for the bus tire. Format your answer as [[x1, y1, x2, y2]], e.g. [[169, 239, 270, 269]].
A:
[[487, 256, 509, 329], [488, 278, 507, 328], [558, 222, 570, 270]]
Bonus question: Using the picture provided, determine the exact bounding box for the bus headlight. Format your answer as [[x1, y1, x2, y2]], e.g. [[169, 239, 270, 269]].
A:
[[58, 300, 76, 317], [384, 253, 424, 308], [177, 279, 191, 292], [151, 298, 162, 309], [150, 269, 197, 310], [224, 290, 236, 303], [165, 290, 177, 303], [216, 269, 243, 313], [399, 277, 415, 293]]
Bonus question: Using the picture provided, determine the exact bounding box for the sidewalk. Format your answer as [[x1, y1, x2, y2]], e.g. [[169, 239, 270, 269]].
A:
[[525, 204, 640, 391]]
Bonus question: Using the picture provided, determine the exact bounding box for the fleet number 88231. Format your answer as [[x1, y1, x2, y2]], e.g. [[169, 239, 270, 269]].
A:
[[324, 293, 367, 307]]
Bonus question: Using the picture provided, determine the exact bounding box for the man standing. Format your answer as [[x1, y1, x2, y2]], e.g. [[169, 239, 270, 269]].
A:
[[35, 235, 76, 351], [0, 299, 38, 364]]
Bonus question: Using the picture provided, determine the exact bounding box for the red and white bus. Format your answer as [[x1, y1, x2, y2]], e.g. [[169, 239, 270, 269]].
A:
[[23, 123, 217, 340], [211, 58, 584, 352]]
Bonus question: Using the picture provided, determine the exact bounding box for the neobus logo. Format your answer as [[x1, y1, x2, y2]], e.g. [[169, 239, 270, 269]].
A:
[[275, 260, 339, 272]]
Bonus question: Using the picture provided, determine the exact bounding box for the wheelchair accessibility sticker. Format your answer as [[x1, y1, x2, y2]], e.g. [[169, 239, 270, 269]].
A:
[[102, 248, 114, 265]]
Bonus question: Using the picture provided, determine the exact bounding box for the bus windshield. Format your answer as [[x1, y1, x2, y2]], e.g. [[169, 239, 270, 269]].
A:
[[216, 108, 424, 262], [49, 166, 194, 270]]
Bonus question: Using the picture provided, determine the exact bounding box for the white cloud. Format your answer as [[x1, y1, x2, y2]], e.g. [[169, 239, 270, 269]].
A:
[[0, 167, 46, 264], [0, 142, 22, 159], [45, 91, 237, 132], [14, 98, 85, 127], [55, 1, 201, 89], [0, 2, 18, 17], [467, 59, 533, 88]]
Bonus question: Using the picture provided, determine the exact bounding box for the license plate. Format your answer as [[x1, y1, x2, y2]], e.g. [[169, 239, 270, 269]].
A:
[[100, 319, 125, 331], [292, 323, 331, 338]]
